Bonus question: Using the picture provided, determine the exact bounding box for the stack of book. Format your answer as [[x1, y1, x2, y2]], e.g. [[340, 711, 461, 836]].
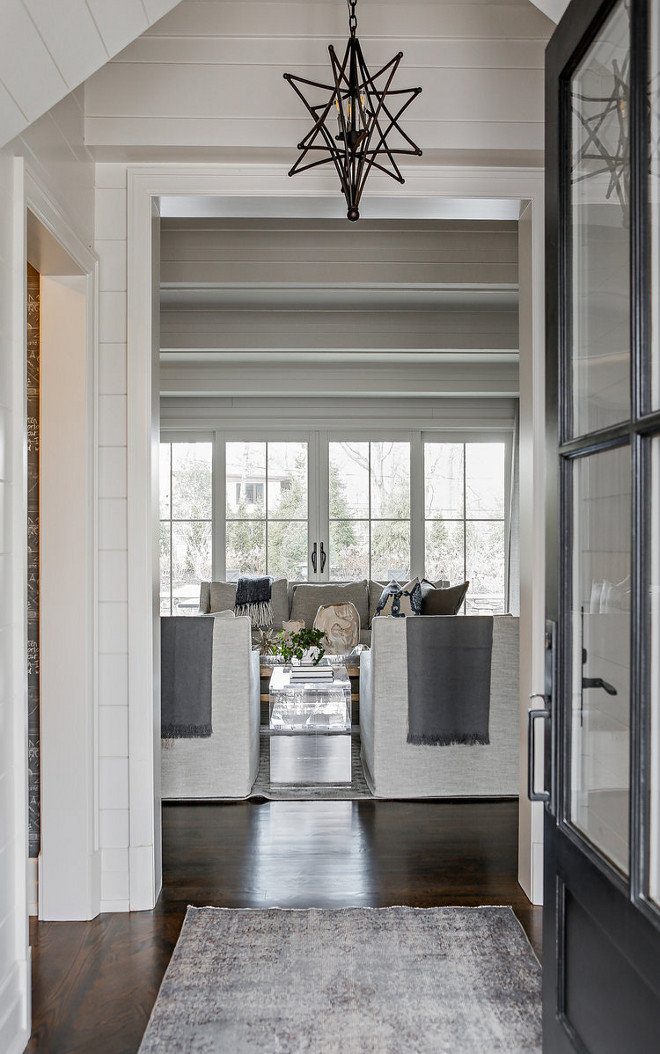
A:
[[289, 665, 334, 683]]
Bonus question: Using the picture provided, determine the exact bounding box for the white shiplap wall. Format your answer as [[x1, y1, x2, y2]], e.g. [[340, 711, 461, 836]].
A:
[[84, 0, 553, 164], [0, 0, 184, 149], [95, 163, 132, 911], [0, 149, 29, 1054]]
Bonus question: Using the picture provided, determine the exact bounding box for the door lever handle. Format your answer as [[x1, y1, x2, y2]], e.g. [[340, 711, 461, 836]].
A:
[[528, 697, 550, 803], [311, 542, 317, 573], [320, 541, 327, 573], [582, 676, 617, 696]]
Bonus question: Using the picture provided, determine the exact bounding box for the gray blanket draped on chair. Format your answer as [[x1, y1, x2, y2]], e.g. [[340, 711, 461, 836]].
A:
[[161, 616, 214, 739], [406, 615, 494, 745]]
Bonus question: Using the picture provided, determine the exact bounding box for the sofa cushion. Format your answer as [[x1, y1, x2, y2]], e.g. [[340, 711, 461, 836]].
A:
[[209, 581, 236, 614], [290, 579, 368, 629], [375, 578, 422, 618], [420, 579, 469, 615]]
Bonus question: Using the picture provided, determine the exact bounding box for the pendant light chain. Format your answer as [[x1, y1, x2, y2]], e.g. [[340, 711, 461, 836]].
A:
[[348, 0, 358, 36]]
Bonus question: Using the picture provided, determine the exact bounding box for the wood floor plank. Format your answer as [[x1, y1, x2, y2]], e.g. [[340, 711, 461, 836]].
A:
[[27, 799, 541, 1053]]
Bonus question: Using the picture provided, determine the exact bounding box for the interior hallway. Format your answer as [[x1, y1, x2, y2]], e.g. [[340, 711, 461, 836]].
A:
[[27, 799, 541, 1053]]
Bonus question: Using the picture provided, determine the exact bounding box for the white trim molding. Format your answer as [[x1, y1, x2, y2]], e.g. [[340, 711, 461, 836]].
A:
[[127, 162, 546, 909]]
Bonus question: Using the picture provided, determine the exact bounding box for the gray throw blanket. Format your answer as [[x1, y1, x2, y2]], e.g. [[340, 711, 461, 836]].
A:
[[161, 617, 213, 739], [234, 575, 273, 628], [406, 616, 493, 745]]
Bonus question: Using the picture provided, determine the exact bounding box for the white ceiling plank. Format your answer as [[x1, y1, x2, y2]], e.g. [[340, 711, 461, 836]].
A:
[[0, 79, 28, 140], [23, 0, 109, 86], [86, 0, 149, 57], [527, 0, 569, 23], [0, 1, 67, 123]]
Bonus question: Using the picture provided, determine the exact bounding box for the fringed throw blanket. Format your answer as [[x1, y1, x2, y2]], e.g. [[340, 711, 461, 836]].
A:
[[234, 575, 273, 628], [406, 616, 493, 745], [161, 617, 213, 739]]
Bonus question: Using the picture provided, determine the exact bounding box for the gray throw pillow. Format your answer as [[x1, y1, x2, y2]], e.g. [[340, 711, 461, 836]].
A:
[[420, 579, 469, 615], [290, 580, 369, 629]]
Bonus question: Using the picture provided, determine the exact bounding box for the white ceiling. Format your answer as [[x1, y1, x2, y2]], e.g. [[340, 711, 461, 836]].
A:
[[0, 0, 182, 147]]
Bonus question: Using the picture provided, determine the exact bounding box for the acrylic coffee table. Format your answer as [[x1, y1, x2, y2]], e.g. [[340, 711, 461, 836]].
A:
[[268, 665, 352, 784]]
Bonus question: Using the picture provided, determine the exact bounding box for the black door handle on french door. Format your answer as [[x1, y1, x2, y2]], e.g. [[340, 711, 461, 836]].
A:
[[311, 542, 317, 573], [320, 541, 327, 573], [582, 676, 617, 696], [528, 701, 550, 803]]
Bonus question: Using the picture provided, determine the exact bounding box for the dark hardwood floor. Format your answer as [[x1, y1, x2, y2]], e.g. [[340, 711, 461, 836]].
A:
[[28, 798, 541, 1053]]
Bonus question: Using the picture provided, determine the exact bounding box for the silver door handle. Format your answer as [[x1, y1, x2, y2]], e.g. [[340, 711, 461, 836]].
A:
[[528, 698, 550, 803]]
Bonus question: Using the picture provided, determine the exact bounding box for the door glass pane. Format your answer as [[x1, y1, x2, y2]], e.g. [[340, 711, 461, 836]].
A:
[[465, 444, 505, 518], [570, 445, 631, 874], [268, 521, 307, 581], [371, 442, 410, 518], [329, 520, 369, 580], [267, 442, 307, 518], [329, 441, 410, 580], [329, 443, 369, 517], [226, 442, 266, 519], [650, 438, 660, 904], [571, 0, 630, 436]]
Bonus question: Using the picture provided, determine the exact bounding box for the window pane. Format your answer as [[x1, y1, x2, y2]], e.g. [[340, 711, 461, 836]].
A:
[[226, 442, 266, 519], [425, 520, 464, 584], [465, 521, 505, 613], [371, 442, 410, 518], [329, 520, 369, 580], [268, 520, 307, 580], [171, 521, 212, 608], [371, 521, 410, 582], [329, 443, 369, 518], [571, 0, 630, 435], [466, 444, 505, 518], [160, 523, 171, 615], [226, 519, 266, 575], [570, 446, 631, 874], [171, 443, 212, 520], [425, 443, 464, 518], [159, 443, 171, 519], [268, 442, 308, 518]]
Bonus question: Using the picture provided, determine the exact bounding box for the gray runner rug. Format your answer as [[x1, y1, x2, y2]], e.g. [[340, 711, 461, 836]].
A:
[[138, 905, 541, 1053]]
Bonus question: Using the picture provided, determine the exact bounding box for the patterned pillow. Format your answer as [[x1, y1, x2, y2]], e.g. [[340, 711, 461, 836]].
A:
[[375, 578, 422, 618], [313, 602, 360, 654]]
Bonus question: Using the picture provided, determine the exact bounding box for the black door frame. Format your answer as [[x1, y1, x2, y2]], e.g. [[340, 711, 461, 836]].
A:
[[544, 0, 660, 1049]]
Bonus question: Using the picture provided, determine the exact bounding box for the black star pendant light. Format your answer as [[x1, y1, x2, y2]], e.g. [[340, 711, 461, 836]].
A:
[[284, 0, 422, 221]]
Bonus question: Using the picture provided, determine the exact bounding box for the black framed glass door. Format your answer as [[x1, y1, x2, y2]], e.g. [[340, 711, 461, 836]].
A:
[[543, 0, 660, 1049]]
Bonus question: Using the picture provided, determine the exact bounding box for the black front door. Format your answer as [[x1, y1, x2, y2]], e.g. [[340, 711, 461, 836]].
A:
[[543, 0, 660, 1050]]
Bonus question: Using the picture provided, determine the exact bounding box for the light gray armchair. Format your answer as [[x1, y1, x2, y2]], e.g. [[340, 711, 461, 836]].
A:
[[161, 615, 260, 799], [359, 615, 519, 798]]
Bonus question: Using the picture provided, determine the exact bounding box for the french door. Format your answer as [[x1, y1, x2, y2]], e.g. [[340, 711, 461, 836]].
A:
[[542, 0, 660, 1049]]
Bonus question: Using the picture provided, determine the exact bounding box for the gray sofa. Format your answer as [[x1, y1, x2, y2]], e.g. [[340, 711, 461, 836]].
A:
[[161, 615, 260, 799], [360, 615, 519, 798], [198, 577, 449, 645]]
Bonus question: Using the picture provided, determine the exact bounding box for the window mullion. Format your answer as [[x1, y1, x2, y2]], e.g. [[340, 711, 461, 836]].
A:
[[213, 432, 226, 580], [410, 431, 424, 578]]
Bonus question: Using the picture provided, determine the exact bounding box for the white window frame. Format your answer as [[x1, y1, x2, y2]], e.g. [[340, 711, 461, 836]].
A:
[[160, 426, 513, 591]]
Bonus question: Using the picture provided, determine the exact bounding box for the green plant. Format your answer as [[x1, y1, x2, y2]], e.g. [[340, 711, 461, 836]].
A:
[[274, 627, 327, 665]]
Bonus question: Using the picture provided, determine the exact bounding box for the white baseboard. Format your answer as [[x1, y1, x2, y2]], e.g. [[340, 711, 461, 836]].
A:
[[28, 857, 38, 916]]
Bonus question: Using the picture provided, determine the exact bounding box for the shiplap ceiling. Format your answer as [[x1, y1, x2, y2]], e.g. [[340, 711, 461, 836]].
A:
[[160, 216, 520, 398], [85, 0, 554, 167], [0, 0, 183, 148]]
